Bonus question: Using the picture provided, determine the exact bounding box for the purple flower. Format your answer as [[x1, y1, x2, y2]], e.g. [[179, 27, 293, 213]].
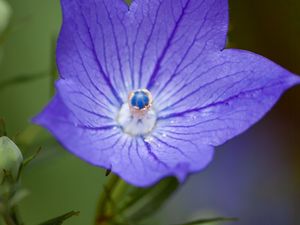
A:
[[33, 0, 300, 186]]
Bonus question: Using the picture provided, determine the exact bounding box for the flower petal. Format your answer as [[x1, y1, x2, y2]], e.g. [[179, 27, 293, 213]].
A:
[[157, 49, 300, 146], [58, 0, 131, 104], [58, 0, 228, 101], [33, 95, 123, 169], [33, 95, 214, 187], [111, 136, 214, 186], [36, 0, 300, 187], [130, 0, 228, 90], [55, 79, 117, 127]]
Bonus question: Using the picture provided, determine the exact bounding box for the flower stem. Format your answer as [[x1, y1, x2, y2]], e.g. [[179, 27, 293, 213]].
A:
[[1, 191, 22, 225], [94, 173, 123, 225], [3, 215, 16, 225], [10, 207, 21, 225]]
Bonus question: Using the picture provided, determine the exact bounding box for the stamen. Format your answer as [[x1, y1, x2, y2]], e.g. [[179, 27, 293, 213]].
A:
[[117, 89, 156, 136], [128, 89, 153, 119]]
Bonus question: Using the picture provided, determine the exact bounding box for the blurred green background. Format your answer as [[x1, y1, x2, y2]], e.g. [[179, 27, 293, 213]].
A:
[[0, 0, 300, 224]]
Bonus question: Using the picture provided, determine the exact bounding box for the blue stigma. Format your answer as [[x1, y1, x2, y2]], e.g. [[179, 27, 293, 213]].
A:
[[131, 90, 150, 109]]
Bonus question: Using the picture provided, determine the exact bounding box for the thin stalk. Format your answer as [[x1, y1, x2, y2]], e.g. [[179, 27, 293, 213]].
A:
[[10, 206, 22, 225], [94, 174, 121, 225], [2, 212, 17, 225]]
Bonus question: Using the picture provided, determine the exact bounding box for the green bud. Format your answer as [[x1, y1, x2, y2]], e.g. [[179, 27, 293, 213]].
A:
[[0, 136, 23, 182], [0, 0, 11, 34], [0, 0, 11, 63]]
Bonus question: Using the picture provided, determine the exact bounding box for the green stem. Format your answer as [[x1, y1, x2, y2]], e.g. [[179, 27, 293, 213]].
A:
[[2, 213, 17, 225], [94, 174, 121, 225], [2, 205, 22, 225], [10, 207, 22, 225]]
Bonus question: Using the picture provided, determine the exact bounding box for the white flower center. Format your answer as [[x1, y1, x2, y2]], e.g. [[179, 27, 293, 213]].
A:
[[117, 103, 157, 136], [116, 89, 156, 136]]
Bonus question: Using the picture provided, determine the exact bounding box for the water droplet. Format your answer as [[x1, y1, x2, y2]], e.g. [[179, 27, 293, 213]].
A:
[[144, 136, 153, 143]]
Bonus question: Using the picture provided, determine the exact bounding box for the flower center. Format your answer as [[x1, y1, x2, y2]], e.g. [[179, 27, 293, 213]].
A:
[[117, 89, 156, 136]]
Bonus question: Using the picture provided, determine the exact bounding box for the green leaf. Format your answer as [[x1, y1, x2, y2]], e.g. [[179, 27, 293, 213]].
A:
[[173, 217, 239, 225], [38, 211, 80, 225], [16, 146, 41, 180], [94, 175, 179, 225], [123, 177, 179, 222], [0, 72, 48, 92], [22, 147, 41, 167]]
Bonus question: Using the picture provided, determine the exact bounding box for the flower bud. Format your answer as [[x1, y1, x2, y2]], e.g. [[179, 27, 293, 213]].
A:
[[0, 136, 23, 182], [0, 0, 11, 34]]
